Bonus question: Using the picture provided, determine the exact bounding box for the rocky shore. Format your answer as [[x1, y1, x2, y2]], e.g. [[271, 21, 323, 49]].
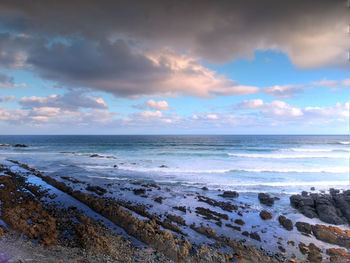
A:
[[1, 159, 350, 262]]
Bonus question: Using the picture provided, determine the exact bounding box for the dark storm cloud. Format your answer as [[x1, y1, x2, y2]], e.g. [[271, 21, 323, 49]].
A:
[[0, 0, 347, 97]]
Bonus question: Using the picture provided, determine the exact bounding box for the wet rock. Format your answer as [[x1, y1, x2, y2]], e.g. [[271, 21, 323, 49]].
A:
[[259, 210, 272, 220], [197, 195, 238, 212], [278, 215, 293, 231], [249, 232, 261, 242], [86, 185, 107, 196], [133, 188, 146, 195], [242, 231, 249, 237], [201, 186, 208, 191], [90, 154, 102, 158], [154, 196, 163, 204], [312, 224, 350, 249], [166, 214, 186, 226], [290, 189, 350, 225], [287, 240, 295, 246], [225, 224, 241, 231], [159, 165, 168, 168], [310, 187, 315, 191], [326, 248, 350, 262], [278, 246, 285, 252], [13, 144, 28, 147], [113, 164, 118, 168], [219, 191, 239, 198], [258, 193, 274, 206], [234, 219, 245, 226], [173, 206, 186, 213], [195, 207, 229, 221], [307, 243, 322, 262], [190, 224, 216, 238], [295, 221, 312, 235]]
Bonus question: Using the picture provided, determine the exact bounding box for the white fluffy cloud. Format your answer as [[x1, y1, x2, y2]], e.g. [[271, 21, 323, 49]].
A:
[[139, 99, 170, 111]]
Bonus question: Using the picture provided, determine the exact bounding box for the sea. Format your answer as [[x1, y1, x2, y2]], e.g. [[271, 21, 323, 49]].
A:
[[0, 135, 349, 195]]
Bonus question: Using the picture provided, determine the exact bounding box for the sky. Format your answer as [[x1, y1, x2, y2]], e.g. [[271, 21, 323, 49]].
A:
[[0, 0, 349, 134]]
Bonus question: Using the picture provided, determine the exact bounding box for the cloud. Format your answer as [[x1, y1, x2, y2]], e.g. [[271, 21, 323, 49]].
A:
[[311, 78, 350, 87], [0, 34, 258, 98], [262, 85, 305, 98], [0, 95, 14, 102], [0, 0, 348, 70], [137, 99, 170, 111], [19, 92, 108, 110], [0, 72, 26, 88], [236, 99, 349, 124]]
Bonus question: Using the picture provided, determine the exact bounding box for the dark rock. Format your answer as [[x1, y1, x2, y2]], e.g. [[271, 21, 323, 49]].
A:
[[310, 187, 315, 191], [278, 215, 293, 231], [85, 185, 107, 196], [173, 206, 186, 213], [154, 197, 163, 203], [13, 144, 28, 147], [133, 188, 146, 195], [113, 164, 118, 168], [197, 195, 238, 212], [295, 222, 312, 235], [225, 224, 241, 231], [242, 231, 249, 237], [312, 224, 350, 249], [249, 232, 261, 242], [258, 193, 274, 206], [90, 154, 102, 158], [159, 165, 168, 168], [278, 246, 285, 252], [219, 191, 239, 198], [201, 186, 209, 191], [234, 219, 245, 226], [326, 248, 350, 262], [259, 210, 272, 220], [195, 207, 228, 221]]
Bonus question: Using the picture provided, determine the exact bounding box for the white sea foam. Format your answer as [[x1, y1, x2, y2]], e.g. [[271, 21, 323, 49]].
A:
[[338, 141, 350, 145], [227, 153, 347, 159]]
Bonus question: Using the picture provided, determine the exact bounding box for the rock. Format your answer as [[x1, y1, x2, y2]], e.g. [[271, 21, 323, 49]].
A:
[[307, 243, 322, 262], [86, 185, 107, 196], [290, 189, 350, 225], [234, 219, 245, 226], [259, 210, 272, 220], [258, 193, 274, 206], [159, 165, 168, 168], [295, 221, 312, 235], [312, 224, 350, 249], [278, 215, 293, 231], [201, 186, 208, 191], [225, 224, 241, 231], [133, 188, 146, 195], [113, 164, 118, 168], [242, 231, 249, 237], [326, 248, 350, 262], [195, 207, 228, 221], [219, 191, 239, 198], [173, 206, 186, 213], [310, 187, 315, 191], [287, 240, 295, 246], [154, 197, 163, 203], [249, 232, 261, 242], [90, 154, 102, 158], [167, 214, 186, 226], [197, 195, 238, 212], [13, 144, 28, 147]]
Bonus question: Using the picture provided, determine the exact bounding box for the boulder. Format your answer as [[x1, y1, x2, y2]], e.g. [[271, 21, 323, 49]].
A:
[[258, 193, 274, 206], [278, 215, 293, 231], [259, 210, 272, 220]]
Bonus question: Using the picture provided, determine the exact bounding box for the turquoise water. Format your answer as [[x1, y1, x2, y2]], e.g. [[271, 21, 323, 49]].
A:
[[0, 135, 349, 194]]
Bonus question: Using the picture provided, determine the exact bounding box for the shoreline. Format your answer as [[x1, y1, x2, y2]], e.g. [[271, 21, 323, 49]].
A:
[[1, 158, 350, 262]]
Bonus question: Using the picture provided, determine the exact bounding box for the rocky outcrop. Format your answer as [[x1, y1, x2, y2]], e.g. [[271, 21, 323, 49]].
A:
[[0, 175, 59, 247], [278, 216, 293, 231], [326, 248, 350, 262], [258, 193, 275, 206], [259, 210, 272, 220], [295, 222, 312, 235], [311, 224, 350, 249], [290, 190, 350, 225], [298, 242, 322, 262], [219, 191, 239, 198]]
